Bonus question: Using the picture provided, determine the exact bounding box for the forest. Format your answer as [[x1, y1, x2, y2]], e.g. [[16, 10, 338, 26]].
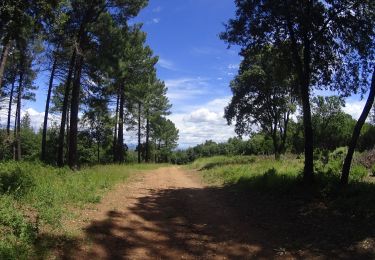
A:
[[1, 0, 375, 259], [0, 0, 179, 167]]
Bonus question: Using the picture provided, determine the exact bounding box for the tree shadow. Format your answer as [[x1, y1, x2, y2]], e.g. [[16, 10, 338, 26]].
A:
[[71, 174, 375, 259]]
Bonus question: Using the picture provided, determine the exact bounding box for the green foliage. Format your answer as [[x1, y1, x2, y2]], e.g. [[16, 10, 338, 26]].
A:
[[311, 96, 355, 151], [0, 162, 161, 258], [0, 196, 36, 260], [349, 165, 368, 182], [190, 156, 302, 187], [225, 45, 296, 158], [0, 163, 35, 198]]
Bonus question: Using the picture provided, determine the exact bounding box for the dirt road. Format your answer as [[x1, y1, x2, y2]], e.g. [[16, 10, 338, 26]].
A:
[[59, 166, 374, 259]]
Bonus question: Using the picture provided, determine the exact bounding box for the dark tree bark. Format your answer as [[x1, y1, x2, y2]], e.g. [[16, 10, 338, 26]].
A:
[[57, 50, 76, 167], [41, 55, 57, 161], [113, 93, 119, 162], [0, 38, 11, 89], [146, 115, 150, 163], [13, 105, 18, 160], [341, 68, 375, 185], [116, 87, 125, 163], [97, 139, 100, 163], [15, 55, 25, 161], [138, 102, 141, 164], [286, 14, 314, 184], [6, 76, 16, 135], [68, 54, 84, 169]]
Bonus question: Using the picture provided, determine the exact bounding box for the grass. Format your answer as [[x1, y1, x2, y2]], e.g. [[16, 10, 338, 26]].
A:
[[0, 161, 162, 259], [190, 155, 303, 187], [190, 156, 375, 256], [190, 155, 375, 216]]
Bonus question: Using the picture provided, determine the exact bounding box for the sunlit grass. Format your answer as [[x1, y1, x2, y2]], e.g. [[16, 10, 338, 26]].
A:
[[0, 162, 162, 259]]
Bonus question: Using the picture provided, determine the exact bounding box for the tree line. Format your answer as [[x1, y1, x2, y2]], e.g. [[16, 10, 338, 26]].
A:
[[220, 0, 374, 186], [0, 0, 179, 167], [172, 100, 375, 165]]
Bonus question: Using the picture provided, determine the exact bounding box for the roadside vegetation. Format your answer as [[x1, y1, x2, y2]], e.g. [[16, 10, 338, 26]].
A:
[[0, 162, 160, 259], [189, 153, 375, 217]]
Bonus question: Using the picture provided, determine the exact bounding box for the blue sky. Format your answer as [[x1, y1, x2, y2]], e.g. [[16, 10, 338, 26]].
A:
[[21, 0, 367, 148], [132, 0, 241, 147]]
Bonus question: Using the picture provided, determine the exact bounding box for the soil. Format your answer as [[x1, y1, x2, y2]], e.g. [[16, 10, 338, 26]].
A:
[[53, 166, 375, 260]]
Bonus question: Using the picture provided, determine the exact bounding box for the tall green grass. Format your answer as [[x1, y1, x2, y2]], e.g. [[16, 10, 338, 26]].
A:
[[0, 162, 161, 259], [191, 156, 303, 187], [191, 155, 375, 221]]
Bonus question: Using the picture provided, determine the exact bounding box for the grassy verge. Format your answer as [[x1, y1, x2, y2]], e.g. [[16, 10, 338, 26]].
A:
[[0, 162, 161, 259], [190, 155, 375, 216]]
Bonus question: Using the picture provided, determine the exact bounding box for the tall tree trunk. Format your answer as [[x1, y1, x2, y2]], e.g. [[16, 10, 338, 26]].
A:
[[68, 55, 83, 169], [15, 58, 24, 161], [146, 115, 150, 163], [341, 68, 375, 185], [301, 37, 314, 184], [57, 50, 76, 166], [0, 38, 11, 89], [41, 56, 57, 161], [13, 107, 18, 160], [286, 16, 314, 184], [117, 88, 125, 163], [138, 102, 141, 164], [6, 76, 16, 135], [97, 140, 100, 163], [113, 93, 119, 162]]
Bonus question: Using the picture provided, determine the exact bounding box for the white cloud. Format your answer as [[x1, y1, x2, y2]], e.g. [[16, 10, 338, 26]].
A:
[[227, 63, 239, 70], [165, 77, 211, 101], [152, 6, 162, 13], [344, 99, 366, 120], [157, 58, 176, 71], [167, 97, 236, 148], [145, 17, 161, 25]]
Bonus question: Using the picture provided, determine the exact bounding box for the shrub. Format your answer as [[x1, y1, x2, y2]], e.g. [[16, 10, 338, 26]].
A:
[[350, 165, 368, 182], [372, 165, 375, 177], [0, 163, 35, 198], [0, 196, 36, 259]]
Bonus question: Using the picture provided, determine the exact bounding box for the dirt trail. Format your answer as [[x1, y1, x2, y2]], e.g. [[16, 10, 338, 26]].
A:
[[60, 167, 271, 259], [59, 166, 374, 260]]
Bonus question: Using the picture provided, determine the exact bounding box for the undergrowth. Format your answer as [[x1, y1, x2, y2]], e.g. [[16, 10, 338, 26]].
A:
[[0, 162, 161, 259], [191, 155, 375, 219]]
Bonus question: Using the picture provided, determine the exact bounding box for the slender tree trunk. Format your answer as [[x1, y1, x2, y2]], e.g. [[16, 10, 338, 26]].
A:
[[7, 77, 16, 135], [15, 58, 24, 161], [41, 56, 57, 161], [286, 16, 314, 184], [68, 55, 83, 169], [57, 50, 76, 166], [117, 88, 125, 163], [341, 68, 375, 185], [113, 93, 119, 162], [97, 140, 100, 163], [13, 107, 18, 160], [138, 102, 141, 164], [146, 115, 150, 163], [0, 38, 11, 89], [301, 38, 314, 184]]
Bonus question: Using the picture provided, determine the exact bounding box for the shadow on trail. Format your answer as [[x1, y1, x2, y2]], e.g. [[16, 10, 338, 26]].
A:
[[73, 175, 375, 259]]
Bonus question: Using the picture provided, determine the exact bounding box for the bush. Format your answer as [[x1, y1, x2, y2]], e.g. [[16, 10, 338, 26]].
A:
[[0, 196, 36, 259], [0, 163, 35, 198], [350, 165, 368, 182], [372, 165, 375, 177]]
